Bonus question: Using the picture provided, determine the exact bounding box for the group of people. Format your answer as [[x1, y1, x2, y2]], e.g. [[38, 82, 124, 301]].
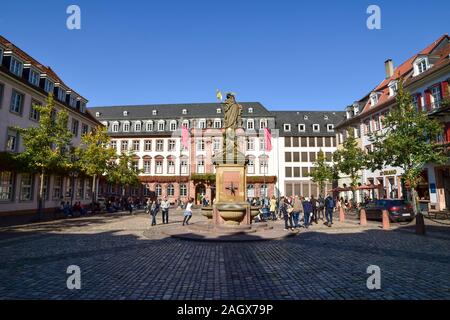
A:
[[278, 194, 336, 231], [145, 196, 195, 226], [58, 201, 88, 217]]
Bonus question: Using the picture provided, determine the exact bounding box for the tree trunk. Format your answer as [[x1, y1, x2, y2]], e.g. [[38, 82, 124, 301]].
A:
[[411, 187, 426, 235], [37, 171, 45, 221], [91, 174, 97, 208]]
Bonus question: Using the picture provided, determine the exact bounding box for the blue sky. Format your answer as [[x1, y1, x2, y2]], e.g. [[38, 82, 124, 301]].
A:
[[1, 0, 449, 110]]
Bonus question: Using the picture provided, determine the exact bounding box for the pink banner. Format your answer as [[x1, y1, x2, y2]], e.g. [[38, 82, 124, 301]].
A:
[[264, 127, 272, 152], [181, 125, 189, 149]]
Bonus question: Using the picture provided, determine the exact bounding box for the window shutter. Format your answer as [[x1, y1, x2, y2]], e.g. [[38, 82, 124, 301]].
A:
[[424, 89, 432, 111], [417, 93, 423, 111], [441, 81, 449, 99]]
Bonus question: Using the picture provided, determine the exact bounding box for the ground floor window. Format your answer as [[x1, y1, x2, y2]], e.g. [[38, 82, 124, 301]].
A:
[[247, 184, 255, 198], [180, 184, 187, 196], [155, 184, 162, 197], [20, 174, 34, 201], [260, 184, 268, 197], [85, 179, 92, 200], [0, 171, 15, 201], [167, 184, 175, 196], [76, 178, 84, 200], [53, 176, 63, 200]]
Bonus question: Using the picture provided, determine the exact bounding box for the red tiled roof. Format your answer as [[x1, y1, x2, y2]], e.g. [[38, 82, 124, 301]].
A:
[[360, 34, 449, 116]]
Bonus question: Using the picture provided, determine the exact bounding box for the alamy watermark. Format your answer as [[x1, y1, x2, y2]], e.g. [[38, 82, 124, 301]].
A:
[[66, 5, 81, 30], [366, 265, 381, 290], [66, 265, 81, 290], [366, 5, 381, 30]]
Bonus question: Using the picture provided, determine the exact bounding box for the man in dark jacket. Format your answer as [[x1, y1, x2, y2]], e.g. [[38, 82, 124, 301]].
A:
[[280, 197, 294, 231], [310, 195, 318, 224], [303, 198, 313, 228], [325, 194, 335, 227]]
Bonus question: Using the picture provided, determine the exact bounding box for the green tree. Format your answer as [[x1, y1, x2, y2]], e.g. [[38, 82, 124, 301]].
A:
[[368, 80, 447, 234], [75, 127, 116, 205], [333, 129, 367, 204], [15, 94, 73, 219], [106, 152, 141, 196], [309, 149, 333, 196]]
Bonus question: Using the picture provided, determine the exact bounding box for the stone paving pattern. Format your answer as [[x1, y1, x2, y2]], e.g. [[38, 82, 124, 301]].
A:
[[0, 210, 449, 300]]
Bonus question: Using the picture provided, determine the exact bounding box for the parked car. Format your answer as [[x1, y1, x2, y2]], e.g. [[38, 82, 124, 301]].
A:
[[360, 199, 415, 222]]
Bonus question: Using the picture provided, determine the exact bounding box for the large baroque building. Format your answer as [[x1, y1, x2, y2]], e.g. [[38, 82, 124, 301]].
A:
[[0, 35, 100, 222], [89, 105, 344, 203], [336, 34, 450, 211]]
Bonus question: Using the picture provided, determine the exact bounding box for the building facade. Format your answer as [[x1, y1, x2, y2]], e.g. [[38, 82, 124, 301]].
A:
[[336, 34, 450, 211], [273, 111, 345, 197], [0, 35, 100, 220], [90, 103, 279, 204], [90, 104, 344, 203]]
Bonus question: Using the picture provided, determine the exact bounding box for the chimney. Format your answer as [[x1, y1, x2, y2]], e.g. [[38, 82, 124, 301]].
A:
[[385, 59, 394, 79]]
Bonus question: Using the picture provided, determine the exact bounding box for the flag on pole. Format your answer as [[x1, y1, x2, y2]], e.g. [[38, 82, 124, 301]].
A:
[[216, 89, 223, 102], [181, 125, 189, 149], [264, 127, 272, 152]]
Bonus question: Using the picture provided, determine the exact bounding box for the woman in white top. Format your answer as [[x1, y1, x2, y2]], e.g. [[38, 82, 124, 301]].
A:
[[182, 198, 194, 226]]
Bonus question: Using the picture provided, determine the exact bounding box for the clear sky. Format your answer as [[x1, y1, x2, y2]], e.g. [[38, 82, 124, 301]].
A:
[[1, 0, 449, 110]]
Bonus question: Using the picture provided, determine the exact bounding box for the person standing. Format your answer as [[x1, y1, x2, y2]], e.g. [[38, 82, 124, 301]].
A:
[[292, 195, 303, 229], [269, 196, 277, 221], [317, 195, 325, 221], [310, 195, 318, 224], [325, 194, 335, 227], [183, 198, 194, 226], [151, 200, 160, 226], [303, 197, 313, 228], [280, 197, 294, 231], [161, 196, 170, 224]]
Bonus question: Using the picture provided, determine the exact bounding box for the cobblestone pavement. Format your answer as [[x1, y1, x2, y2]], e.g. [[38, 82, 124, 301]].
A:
[[0, 210, 449, 300]]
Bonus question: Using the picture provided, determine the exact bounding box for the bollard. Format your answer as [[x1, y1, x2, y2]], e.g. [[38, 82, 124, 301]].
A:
[[382, 210, 390, 230], [360, 208, 367, 226], [339, 206, 345, 222]]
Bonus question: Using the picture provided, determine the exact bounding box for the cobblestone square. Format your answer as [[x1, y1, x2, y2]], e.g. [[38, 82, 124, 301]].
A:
[[0, 210, 449, 300]]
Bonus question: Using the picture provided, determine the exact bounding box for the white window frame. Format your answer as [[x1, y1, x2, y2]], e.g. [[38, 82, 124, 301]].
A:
[[112, 122, 119, 132], [247, 119, 254, 130], [248, 107, 253, 114], [123, 122, 130, 132], [284, 124, 291, 132], [134, 121, 141, 132], [298, 124, 305, 132], [152, 110, 157, 115], [144, 140, 152, 151], [182, 109, 187, 115], [313, 124, 320, 132], [170, 121, 177, 131], [158, 121, 165, 131], [156, 140, 164, 152], [10, 57, 23, 77], [146, 121, 153, 131], [327, 124, 334, 132], [44, 79, 54, 94], [29, 68, 40, 86], [123, 111, 128, 116]]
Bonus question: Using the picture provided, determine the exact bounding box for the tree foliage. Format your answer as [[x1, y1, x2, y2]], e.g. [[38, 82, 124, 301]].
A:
[[309, 149, 333, 196], [106, 152, 141, 194]]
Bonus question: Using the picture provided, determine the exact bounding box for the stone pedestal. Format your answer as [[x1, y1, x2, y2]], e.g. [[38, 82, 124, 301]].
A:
[[213, 163, 252, 226]]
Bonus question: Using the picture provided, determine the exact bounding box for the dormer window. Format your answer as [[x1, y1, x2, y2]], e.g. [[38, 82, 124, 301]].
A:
[[327, 124, 334, 132], [284, 124, 291, 132], [158, 121, 165, 131], [44, 79, 54, 94], [303, 115, 309, 120], [370, 92, 380, 107], [95, 112, 100, 117], [260, 119, 267, 129], [414, 57, 429, 76], [214, 119, 221, 128], [388, 81, 398, 96], [182, 109, 187, 115], [247, 119, 254, 130], [216, 108, 221, 114], [170, 121, 177, 131], [134, 121, 141, 132], [298, 124, 305, 132], [313, 124, 320, 132], [123, 111, 128, 116], [10, 57, 23, 76], [123, 122, 130, 132], [198, 120, 206, 129], [29, 69, 40, 86], [248, 107, 254, 114], [69, 95, 77, 108], [146, 121, 153, 131], [152, 110, 157, 115], [0, 47, 3, 64], [58, 88, 66, 102]]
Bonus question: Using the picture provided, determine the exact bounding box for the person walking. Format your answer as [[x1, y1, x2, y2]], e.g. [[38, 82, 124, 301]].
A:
[[150, 200, 160, 226], [303, 197, 313, 228], [161, 196, 170, 224], [325, 194, 335, 227], [317, 195, 325, 221], [292, 195, 303, 229], [280, 197, 294, 231], [128, 197, 134, 215], [310, 195, 318, 224], [182, 198, 194, 226], [269, 196, 277, 221]]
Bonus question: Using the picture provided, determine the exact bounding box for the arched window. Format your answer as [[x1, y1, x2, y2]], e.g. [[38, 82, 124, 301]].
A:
[[155, 156, 164, 174], [247, 184, 255, 198], [155, 184, 162, 197], [167, 184, 175, 196], [260, 184, 268, 198]]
